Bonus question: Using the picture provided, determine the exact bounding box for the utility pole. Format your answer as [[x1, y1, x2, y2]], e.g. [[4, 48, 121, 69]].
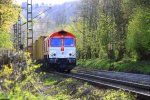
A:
[[13, 23, 18, 50], [18, 16, 22, 50], [27, 0, 33, 58], [13, 16, 22, 51]]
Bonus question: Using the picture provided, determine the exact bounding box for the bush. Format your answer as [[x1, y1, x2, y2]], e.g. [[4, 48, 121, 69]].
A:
[[78, 59, 150, 74], [0, 52, 43, 99]]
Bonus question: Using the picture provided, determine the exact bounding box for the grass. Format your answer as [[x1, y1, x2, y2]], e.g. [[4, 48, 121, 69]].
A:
[[39, 73, 136, 100], [77, 59, 150, 74]]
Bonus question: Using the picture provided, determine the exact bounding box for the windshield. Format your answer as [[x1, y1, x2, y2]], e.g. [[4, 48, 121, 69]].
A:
[[64, 38, 74, 47], [50, 38, 61, 47]]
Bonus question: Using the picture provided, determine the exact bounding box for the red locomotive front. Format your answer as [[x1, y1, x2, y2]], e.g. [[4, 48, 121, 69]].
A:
[[42, 30, 76, 72]]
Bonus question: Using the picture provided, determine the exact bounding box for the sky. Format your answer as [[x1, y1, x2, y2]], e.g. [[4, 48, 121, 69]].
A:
[[15, 0, 79, 5]]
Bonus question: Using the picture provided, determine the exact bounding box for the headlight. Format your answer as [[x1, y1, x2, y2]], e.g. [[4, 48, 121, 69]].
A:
[[50, 52, 56, 56], [69, 52, 75, 56]]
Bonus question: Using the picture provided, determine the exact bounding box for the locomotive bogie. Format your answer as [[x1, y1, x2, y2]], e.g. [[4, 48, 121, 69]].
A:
[[48, 58, 76, 71]]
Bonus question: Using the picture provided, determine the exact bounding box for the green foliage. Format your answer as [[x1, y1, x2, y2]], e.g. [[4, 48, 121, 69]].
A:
[[68, 0, 150, 74], [0, 0, 21, 32], [43, 73, 63, 85], [0, 0, 20, 49], [114, 60, 150, 74], [78, 59, 150, 74], [78, 59, 112, 70], [67, 0, 133, 60], [131, 0, 150, 8], [127, 7, 150, 60], [0, 32, 13, 49], [0, 52, 43, 99], [104, 90, 135, 100]]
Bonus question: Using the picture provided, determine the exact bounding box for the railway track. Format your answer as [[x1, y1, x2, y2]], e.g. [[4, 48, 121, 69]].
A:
[[75, 69, 150, 85], [52, 71, 150, 100]]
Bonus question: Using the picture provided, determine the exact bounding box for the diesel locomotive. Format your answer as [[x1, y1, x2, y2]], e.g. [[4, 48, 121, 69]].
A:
[[33, 30, 76, 72]]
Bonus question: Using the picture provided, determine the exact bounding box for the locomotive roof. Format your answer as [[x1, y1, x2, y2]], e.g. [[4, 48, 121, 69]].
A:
[[48, 30, 75, 39]]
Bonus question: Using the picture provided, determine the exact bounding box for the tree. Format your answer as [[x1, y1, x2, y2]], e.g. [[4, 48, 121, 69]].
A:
[[127, 7, 150, 60], [0, 0, 20, 33], [70, 0, 150, 61], [0, 0, 20, 49]]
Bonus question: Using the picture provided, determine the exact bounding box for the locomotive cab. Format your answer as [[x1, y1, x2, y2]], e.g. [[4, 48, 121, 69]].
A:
[[43, 30, 76, 72]]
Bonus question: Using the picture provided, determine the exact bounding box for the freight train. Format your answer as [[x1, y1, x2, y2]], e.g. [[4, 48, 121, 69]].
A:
[[32, 30, 76, 72]]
